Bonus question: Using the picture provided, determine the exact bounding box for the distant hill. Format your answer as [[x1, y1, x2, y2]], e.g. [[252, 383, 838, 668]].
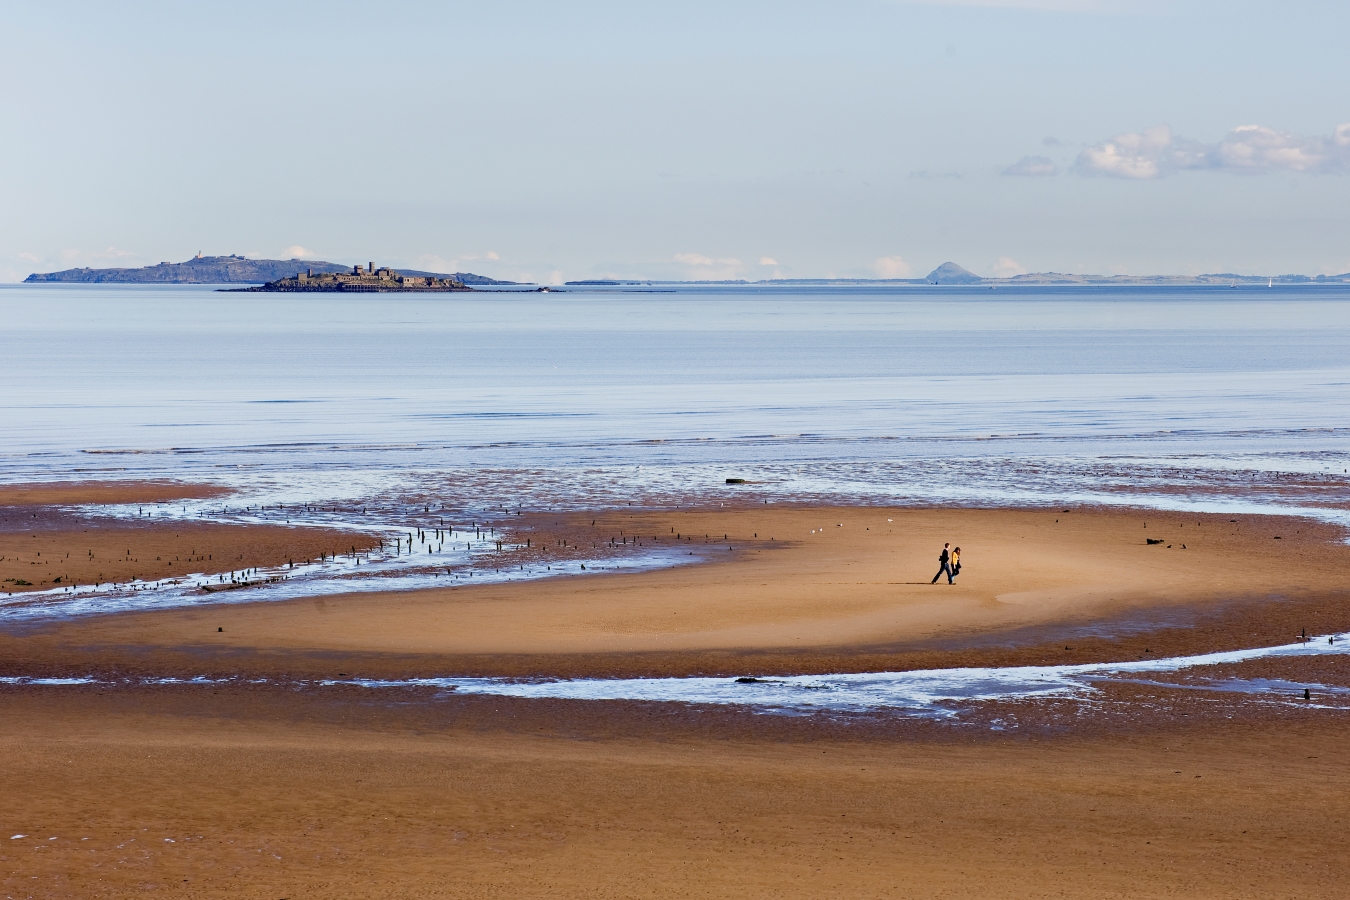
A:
[[922, 262, 1350, 286], [24, 255, 514, 285], [398, 269, 509, 285], [924, 262, 984, 285]]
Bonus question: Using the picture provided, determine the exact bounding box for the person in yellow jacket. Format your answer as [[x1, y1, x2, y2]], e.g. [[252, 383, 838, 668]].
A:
[[949, 547, 962, 581]]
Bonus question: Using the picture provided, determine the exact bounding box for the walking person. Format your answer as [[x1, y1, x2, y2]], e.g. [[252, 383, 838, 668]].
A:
[[949, 546, 961, 581], [931, 542, 953, 584]]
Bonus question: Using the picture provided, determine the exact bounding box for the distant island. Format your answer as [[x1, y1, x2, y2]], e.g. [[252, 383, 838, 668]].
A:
[[915, 261, 1350, 286], [231, 262, 472, 293], [567, 262, 1350, 287], [24, 254, 513, 286]]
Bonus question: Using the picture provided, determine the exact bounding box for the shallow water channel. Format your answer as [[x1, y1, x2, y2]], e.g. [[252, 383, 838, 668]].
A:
[[5, 633, 1348, 720]]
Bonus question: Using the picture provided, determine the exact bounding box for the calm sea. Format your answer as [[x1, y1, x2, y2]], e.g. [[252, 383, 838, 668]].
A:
[[4, 281, 1350, 517]]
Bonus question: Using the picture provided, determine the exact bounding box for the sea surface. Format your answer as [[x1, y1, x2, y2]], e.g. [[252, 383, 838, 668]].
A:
[[5, 281, 1350, 509]]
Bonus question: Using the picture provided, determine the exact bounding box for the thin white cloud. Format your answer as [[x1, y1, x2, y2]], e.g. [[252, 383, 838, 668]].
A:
[[674, 252, 744, 279], [991, 256, 1027, 278], [415, 255, 456, 272], [1003, 155, 1059, 177], [1075, 122, 1350, 178], [871, 255, 913, 278], [414, 252, 507, 274], [283, 245, 317, 259], [758, 256, 779, 266], [53, 246, 139, 266]]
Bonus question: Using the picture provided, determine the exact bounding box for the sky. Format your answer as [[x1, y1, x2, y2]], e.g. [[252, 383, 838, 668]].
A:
[[3, 0, 1349, 283]]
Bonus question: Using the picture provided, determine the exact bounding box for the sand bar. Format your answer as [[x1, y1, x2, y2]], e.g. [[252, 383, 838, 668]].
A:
[[6, 502, 1349, 679], [0, 480, 229, 507], [0, 482, 382, 599]]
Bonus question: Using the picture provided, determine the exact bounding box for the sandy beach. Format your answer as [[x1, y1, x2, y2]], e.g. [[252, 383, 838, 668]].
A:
[[3, 482, 1350, 898], [8, 501, 1349, 678]]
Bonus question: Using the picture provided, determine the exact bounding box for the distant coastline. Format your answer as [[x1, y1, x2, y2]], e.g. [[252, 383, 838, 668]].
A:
[[907, 261, 1350, 286], [23, 256, 1349, 289], [568, 261, 1350, 287], [24, 255, 513, 286]]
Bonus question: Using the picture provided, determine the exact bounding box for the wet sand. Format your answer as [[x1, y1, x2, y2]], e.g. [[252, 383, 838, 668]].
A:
[[4, 483, 1350, 897], [0, 504, 382, 597], [0, 480, 229, 508], [2, 686, 1348, 899], [9, 504, 1349, 679]]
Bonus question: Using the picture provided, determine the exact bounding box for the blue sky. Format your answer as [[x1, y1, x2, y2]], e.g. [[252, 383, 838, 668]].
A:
[[3, 0, 1348, 282]]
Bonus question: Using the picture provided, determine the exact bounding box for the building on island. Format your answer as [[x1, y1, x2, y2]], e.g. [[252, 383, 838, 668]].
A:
[[255, 262, 470, 292]]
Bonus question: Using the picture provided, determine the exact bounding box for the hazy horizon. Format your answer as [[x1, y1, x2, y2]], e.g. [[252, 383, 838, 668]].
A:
[[19, 254, 1350, 283], [5, 0, 1349, 284]]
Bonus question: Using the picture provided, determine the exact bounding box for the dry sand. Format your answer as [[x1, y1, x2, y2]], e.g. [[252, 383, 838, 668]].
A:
[[4, 483, 1350, 898]]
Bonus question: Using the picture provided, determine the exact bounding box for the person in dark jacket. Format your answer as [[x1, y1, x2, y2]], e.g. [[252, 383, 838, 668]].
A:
[[932, 542, 953, 584]]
